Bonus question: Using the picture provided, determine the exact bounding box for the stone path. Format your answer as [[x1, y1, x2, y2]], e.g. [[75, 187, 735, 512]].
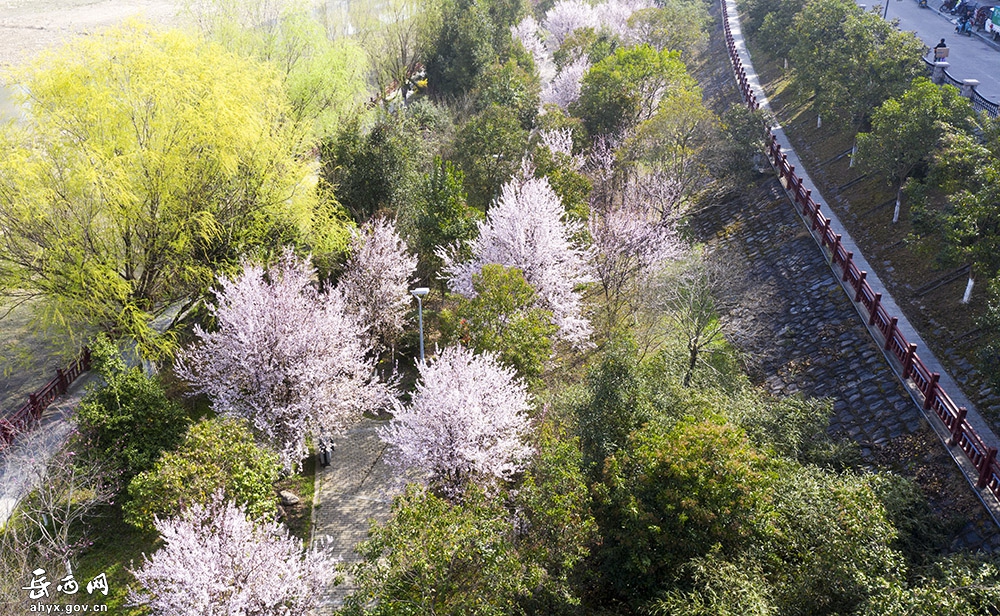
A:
[[695, 179, 1000, 549], [311, 419, 415, 609]]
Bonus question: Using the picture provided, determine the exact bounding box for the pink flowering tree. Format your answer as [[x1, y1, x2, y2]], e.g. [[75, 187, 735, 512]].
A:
[[587, 135, 688, 328], [175, 250, 391, 471], [440, 169, 594, 344], [544, 0, 601, 48], [511, 16, 556, 84], [590, 198, 686, 327], [378, 345, 534, 499], [129, 493, 337, 616], [541, 57, 590, 110], [338, 217, 417, 356], [515, 0, 653, 114]]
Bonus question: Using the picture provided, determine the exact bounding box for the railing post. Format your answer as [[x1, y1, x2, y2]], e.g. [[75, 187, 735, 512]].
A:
[[902, 343, 918, 378], [57, 368, 68, 395], [868, 293, 882, 325], [932, 61, 949, 86], [29, 393, 41, 421], [961, 79, 980, 100], [831, 234, 842, 265], [820, 219, 832, 247], [854, 272, 867, 302], [977, 447, 997, 489], [923, 372, 940, 410], [842, 252, 853, 280], [883, 316, 897, 351], [83, 346, 92, 370], [949, 407, 968, 446]]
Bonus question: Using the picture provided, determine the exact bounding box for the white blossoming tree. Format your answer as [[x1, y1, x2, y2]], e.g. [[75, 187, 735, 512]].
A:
[[590, 197, 685, 326], [440, 170, 594, 344], [338, 217, 418, 355], [129, 494, 337, 616], [511, 16, 556, 84], [544, 0, 601, 48], [541, 57, 590, 109], [512, 0, 653, 113], [175, 250, 390, 471], [378, 345, 534, 499]]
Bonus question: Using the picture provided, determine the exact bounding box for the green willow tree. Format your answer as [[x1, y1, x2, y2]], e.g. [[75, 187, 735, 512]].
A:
[[188, 0, 369, 139], [0, 23, 328, 358]]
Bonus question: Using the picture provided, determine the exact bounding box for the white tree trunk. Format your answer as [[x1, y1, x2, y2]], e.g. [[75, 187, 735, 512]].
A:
[[849, 141, 856, 168], [816, 115, 822, 129], [892, 188, 901, 224], [961, 276, 974, 304]]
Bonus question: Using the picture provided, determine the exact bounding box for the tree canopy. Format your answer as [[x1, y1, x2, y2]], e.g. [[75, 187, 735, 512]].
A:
[[0, 23, 324, 358]]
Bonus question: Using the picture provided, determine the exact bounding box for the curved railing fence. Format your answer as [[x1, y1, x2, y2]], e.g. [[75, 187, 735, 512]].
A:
[[920, 56, 1000, 118], [0, 348, 91, 451], [722, 2, 1000, 501]]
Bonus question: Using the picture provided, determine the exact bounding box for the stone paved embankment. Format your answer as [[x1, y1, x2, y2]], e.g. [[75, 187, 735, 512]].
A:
[[693, 180, 1000, 551]]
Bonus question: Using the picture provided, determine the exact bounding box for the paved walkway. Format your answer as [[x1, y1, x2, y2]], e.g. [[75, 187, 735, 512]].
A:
[[311, 419, 416, 609], [0, 372, 98, 528], [723, 0, 1000, 533]]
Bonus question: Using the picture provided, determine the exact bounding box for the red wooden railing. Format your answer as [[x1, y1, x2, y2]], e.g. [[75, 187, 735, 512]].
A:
[[0, 347, 91, 452], [721, 0, 1000, 500]]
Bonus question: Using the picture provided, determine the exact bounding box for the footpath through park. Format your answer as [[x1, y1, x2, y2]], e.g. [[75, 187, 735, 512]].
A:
[[721, 0, 1000, 532], [0, 373, 98, 528]]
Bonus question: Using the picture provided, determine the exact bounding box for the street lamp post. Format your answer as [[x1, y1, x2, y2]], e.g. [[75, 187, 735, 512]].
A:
[[410, 287, 429, 363]]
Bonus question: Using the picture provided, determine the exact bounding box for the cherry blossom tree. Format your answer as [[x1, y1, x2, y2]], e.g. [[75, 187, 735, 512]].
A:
[[338, 217, 417, 355], [440, 168, 594, 344], [544, 0, 601, 48], [511, 16, 556, 84], [175, 250, 391, 471], [596, 0, 656, 42], [587, 133, 688, 328], [590, 198, 686, 327], [129, 493, 337, 616], [541, 57, 590, 110], [540, 128, 578, 161], [378, 345, 534, 498]]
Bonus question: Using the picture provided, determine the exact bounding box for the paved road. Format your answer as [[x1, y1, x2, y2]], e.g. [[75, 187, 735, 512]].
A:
[[870, 0, 1000, 99]]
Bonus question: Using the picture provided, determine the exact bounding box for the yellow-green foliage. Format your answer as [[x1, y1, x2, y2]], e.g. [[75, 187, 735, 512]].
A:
[[189, 0, 370, 139], [0, 22, 328, 358]]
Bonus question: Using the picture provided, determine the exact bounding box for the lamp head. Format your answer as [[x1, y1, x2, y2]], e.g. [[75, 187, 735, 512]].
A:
[[410, 287, 430, 298]]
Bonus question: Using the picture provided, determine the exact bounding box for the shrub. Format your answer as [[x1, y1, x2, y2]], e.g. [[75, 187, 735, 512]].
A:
[[124, 417, 281, 531]]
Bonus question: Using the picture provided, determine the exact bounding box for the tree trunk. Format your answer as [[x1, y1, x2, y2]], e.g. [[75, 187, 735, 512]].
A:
[[683, 343, 698, 388], [961, 275, 974, 304], [892, 187, 902, 224]]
